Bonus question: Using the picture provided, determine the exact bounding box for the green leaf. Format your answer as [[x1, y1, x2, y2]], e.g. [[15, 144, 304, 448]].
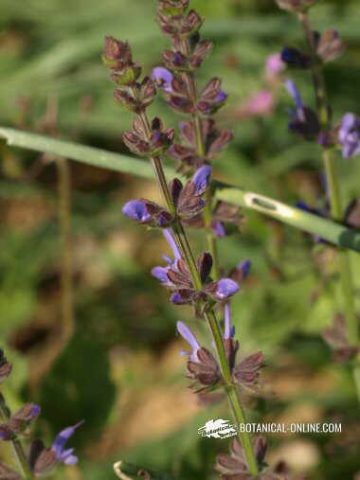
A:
[[216, 186, 360, 253], [1, 127, 359, 252]]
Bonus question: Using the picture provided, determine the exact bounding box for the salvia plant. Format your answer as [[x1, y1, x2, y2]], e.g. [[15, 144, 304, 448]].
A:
[[1, 0, 359, 479], [0, 349, 82, 479]]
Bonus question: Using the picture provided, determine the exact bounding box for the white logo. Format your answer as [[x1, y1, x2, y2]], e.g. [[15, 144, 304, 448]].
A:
[[198, 419, 237, 439]]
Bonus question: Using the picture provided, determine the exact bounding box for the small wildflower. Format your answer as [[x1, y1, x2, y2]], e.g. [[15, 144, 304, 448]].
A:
[[236, 90, 275, 119], [51, 422, 83, 465], [122, 199, 173, 228], [265, 52, 285, 79], [281, 47, 310, 69], [338, 113, 360, 159], [213, 278, 239, 301], [151, 67, 173, 92], [211, 220, 226, 238], [192, 165, 211, 195], [177, 321, 200, 361], [284, 80, 320, 139]]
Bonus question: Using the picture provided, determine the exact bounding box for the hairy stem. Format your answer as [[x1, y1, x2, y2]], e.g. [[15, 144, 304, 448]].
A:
[[299, 12, 360, 401], [136, 109, 258, 474], [180, 38, 221, 280], [204, 310, 258, 474], [0, 394, 33, 479]]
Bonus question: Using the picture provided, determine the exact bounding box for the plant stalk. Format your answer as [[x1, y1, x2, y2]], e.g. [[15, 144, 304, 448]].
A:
[[299, 11, 360, 400], [56, 157, 74, 342], [136, 110, 258, 474], [180, 38, 221, 280], [0, 394, 33, 479]]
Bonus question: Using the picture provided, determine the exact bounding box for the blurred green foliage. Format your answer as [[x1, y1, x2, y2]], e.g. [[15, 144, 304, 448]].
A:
[[0, 0, 360, 479]]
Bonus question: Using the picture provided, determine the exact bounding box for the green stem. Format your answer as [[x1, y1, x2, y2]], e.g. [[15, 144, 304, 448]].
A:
[[323, 150, 358, 343], [56, 158, 74, 342], [0, 394, 33, 479], [299, 12, 359, 401], [180, 38, 221, 280]]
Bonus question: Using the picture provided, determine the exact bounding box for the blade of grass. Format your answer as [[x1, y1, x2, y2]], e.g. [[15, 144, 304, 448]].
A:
[[216, 186, 360, 252], [1, 126, 359, 252]]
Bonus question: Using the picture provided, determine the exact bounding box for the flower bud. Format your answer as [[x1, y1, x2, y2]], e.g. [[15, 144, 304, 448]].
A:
[[317, 29, 345, 63], [0, 350, 12, 383], [102, 37, 132, 69], [338, 113, 360, 159]]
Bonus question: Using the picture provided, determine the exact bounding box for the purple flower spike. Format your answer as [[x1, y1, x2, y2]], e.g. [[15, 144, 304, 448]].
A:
[[338, 113, 360, 159], [192, 165, 211, 195], [177, 321, 200, 362], [215, 278, 239, 301], [163, 229, 181, 260], [122, 200, 151, 223], [151, 67, 173, 93], [284, 79, 303, 110], [51, 421, 83, 465]]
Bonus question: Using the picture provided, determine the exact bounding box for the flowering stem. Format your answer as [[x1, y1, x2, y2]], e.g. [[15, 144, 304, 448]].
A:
[[180, 38, 221, 280], [298, 11, 360, 400], [0, 394, 33, 479], [204, 310, 258, 474], [137, 109, 258, 474]]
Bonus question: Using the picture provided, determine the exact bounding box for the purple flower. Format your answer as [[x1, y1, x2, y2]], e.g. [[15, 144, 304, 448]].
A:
[[177, 321, 200, 362], [281, 47, 310, 69], [284, 79, 320, 139], [151, 67, 173, 93], [223, 303, 235, 340], [122, 200, 151, 223], [192, 165, 211, 195], [151, 266, 170, 284], [163, 229, 181, 260], [237, 90, 274, 119], [212, 220, 226, 238], [151, 230, 181, 286], [215, 90, 227, 103], [215, 278, 239, 301], [338, 113, 360, 159], [237, 260, 251, 280], [51, 421, 83, 465], [285, 79, 303, 112], [265, 53, 284, 78]]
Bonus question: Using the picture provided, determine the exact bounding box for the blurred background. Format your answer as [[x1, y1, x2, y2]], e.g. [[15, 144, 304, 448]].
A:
[[0, 0, 360, 478]]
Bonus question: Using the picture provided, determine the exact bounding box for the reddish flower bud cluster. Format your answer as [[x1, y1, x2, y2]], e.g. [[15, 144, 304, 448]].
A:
[[153, 1, 232, 172], [103, 36, 156, 113], [123, 117, 174, 157], [322, 314, 359, 363]]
